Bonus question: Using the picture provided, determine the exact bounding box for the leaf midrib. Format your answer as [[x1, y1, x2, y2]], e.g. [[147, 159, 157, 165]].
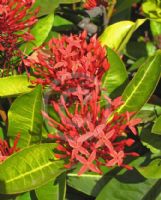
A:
[[6, 161, 54, 184], [118, 55, 157, 113], [28, 91, 40, 145]]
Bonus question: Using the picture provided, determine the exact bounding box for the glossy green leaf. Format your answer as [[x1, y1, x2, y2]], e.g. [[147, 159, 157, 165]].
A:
[[67, 164, 115, 197], [21, 14, 54, 55], [99, 19, 146, 52], [137, 159, 161, 179], [58, 173, 66, 200], [54, 15, 73, 27], [135, 103, 161, 123], [128, 57, 147, 72], [99, 21, 134, 50], [15, 192, 31, 200], [140, 126, 161, 154], [35, 181, 58, 200], [142, 0, 161, 22], [0, 76, 33, 98], [51, 15, 75, 36], [146, 42, 156, 56], [32, 0, 59, 17], [35, 173, 66, 200], [150, 21, 161, 37], [101, 47, 128, 98], [59, 0, 81, 3], [0, 143, 65, 194], [152, 115, 161, 135], [95, 156, 161, 200], [67, 172, 103, 197], [117, 19, 146, 53], [8, 85, 43, 147], [118, 50, 161, 113], [96, 172, 160, 200]]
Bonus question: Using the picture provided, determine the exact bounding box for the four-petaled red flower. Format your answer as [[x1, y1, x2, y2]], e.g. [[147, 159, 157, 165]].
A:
[[44, 88, 141, 175], [0, 133, 20, 162], [83, 0, 108, 9], [27, 31, 110, 103], [0, 0, 38, 76]]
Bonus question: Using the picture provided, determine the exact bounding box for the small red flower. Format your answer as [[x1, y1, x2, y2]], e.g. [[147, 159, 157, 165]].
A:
[[77, 151, 101, 175], [0, 133, 20, 162], [0, 0, 38, 76], [44, 89, 141, 175], [83, 0, 108, 9], [27, 31, 110, 103]]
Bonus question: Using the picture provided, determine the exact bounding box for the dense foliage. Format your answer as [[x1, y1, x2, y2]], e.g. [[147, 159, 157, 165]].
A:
[[0, 0, 161, 199]]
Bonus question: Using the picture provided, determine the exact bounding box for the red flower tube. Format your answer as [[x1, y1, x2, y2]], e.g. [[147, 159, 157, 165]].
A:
[[0, 133, 20, 162], [83, 0, 108, 9], [0, 0, 38, 76], [27, 31, 110, 103], [44, 89, 141, 175]]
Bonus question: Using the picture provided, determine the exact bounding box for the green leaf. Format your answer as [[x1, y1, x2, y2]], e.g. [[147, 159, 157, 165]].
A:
[[15, 192, 31, 200], [128, 57, 147, 72], [32, 0, 59, 17], [21, 14, 54, 55], [118, 50, 161, 113], [142, 0, 161, 22], [35, 173, 66, 200], [57, 173, 66, 200], [117, 19, 146, 53], [0, 143, 65, 194], [99, 19, 146, 52], [96, 172, 159, 200], [140, 126, 161, 154], [95, 156, 161, 200], [67, 172, 103, 197], [150, 21, 161, 37], [8, 85, 43, 147], [59, 0, 81, 3], [101, 47, 128, 98], [35, 181, 58, 200], [135, 103, 161, 123], [0, 76, 33, 98], [52, 15, 74, 33], [99, 21, 134, 50], [137, 159, 161, 179], [152, 115, 161, 135], [67, 164, 114, 197], [146, 42, 156, 56]]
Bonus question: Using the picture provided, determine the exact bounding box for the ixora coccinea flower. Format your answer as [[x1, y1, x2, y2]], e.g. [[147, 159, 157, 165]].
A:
[[83, 0, 108, 9], [27, 31, 110, 102], [0, 0, 38, 76], [0, 133, 20, 162], [43, 89, 141, 176]]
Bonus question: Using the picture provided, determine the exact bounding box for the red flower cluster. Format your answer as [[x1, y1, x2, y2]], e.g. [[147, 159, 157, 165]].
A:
[[83, 0, 108, 9], [0, 134, 20, 162], [28, 31, 109, 101], [0, 0, 38, 76], [44, 89, 141, 175]]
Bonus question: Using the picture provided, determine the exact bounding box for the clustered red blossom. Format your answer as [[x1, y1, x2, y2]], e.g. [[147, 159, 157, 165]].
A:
[[44, 89, 141, 175], [28, 31, 109, 102], [83, 0, 108, 9], [0, 133, 20, 162], [0, 0, 38, 76], [27, 29, 141, 175]]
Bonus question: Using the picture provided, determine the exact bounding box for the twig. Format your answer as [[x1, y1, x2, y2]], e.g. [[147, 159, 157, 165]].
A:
[[105, 0, 117, 26]]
